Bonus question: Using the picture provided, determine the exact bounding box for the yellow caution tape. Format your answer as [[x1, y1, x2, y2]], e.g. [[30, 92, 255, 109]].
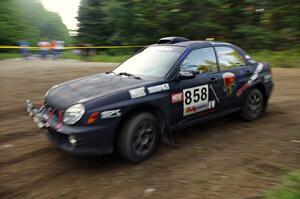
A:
[[64, 46, 144, 49], [0, 45, 144, 49]]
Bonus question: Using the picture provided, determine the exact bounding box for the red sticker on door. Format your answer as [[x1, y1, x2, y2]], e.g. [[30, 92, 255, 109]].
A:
[[171, 92, 183, 103]]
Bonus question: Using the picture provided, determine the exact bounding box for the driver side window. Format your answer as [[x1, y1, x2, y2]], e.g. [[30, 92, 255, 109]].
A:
[[180, 47, 217, 74]]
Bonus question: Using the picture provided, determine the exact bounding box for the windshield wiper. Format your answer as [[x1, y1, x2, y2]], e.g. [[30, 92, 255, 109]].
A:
[[109, 71, 118, 75], [118, 72, 142, 79]]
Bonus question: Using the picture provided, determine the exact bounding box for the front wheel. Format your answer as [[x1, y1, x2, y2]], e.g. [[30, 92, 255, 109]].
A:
[[241, 88, 265, 122], [117, 112, 159, 163]]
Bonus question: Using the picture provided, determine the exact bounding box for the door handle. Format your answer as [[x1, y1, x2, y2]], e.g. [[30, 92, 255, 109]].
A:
[[209, 77, 218, 83]]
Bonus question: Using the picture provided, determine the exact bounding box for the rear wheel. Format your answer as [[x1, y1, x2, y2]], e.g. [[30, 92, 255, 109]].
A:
[[241, 89, 264, 121], [117, 112, 159, 163]]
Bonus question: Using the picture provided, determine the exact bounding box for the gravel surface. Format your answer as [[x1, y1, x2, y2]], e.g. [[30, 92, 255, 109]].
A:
[[0, 59, 299, 199]]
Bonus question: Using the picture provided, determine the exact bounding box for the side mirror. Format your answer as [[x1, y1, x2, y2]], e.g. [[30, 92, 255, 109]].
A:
[[178, 70, 197, 80]]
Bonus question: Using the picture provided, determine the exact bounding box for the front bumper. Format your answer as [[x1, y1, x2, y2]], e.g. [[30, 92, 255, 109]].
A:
[[26, 100, 114, 155]]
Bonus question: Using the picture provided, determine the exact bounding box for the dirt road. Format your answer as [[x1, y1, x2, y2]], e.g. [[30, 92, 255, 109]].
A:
[[0, 59, 299, 199]]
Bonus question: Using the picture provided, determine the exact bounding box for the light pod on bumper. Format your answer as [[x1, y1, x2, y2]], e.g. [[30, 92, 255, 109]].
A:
[[63, 104, 85, 125], [68, 135, 77, 146]]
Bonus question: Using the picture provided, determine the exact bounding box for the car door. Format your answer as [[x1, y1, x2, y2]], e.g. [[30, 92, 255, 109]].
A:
[[169, 47, 224, 126], [214, 46, 251, 110]]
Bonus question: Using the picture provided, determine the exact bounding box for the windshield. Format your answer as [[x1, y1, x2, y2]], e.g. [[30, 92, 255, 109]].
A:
[[114, 46, 186, 78]]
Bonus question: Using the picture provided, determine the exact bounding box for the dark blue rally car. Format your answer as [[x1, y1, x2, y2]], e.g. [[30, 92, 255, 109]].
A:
[[27, 37, 273, 163]]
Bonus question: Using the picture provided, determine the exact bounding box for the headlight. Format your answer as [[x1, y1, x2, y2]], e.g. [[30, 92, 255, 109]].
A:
[[63, 104, 85, 125]]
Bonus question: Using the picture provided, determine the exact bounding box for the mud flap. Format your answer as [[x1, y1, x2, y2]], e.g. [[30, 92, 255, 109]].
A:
[[160, 122, 176, 146], [155, 109, 176, 146]]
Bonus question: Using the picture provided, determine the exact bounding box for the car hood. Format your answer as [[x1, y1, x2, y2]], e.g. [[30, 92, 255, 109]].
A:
[[45, 73, 152, 110]]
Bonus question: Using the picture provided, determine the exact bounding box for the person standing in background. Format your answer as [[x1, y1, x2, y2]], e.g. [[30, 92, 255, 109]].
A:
[[38, 40, 50, 59], [56, 40, 64, 58], [50, 40, 57, 59], [18, 41, 30, 59]]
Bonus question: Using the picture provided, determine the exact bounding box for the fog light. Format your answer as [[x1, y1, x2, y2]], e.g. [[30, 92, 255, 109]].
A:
[[68, 135, 77, 146]]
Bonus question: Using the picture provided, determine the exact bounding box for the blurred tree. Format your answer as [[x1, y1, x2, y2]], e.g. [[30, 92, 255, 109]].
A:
[[0, 0, 70, 46], [77, 0, 111, 45], [76, 0, 300, 50]]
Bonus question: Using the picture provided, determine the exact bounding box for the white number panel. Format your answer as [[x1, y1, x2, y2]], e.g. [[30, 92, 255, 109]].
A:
[[183, 84, 209, 116]]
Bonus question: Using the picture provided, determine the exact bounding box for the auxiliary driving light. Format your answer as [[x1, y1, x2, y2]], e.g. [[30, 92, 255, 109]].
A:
[[68, 135, 77, 146]]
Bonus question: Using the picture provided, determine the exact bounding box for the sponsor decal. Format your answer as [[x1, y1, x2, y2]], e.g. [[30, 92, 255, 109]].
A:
[[183, 85, 209, 116], [222, 72, 236, 96], [236, 63, 264, 97], [148, 83, 170, 94], [129, 87, 146, 99], [249, 63, 264, 82], [236, 83, 250, 97], [101, 109, 121, 119], [208, 100, 215, 109], [184, 100, 216, 115], [171, 92, 183, 103]]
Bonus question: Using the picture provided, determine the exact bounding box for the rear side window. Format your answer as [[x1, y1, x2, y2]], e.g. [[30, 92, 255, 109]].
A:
[[180, 47, 217, 74], [215, 46, 246, 70]]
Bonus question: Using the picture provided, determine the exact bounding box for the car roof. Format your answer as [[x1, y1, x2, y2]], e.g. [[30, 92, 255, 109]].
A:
[[150, 40, 233, 49]]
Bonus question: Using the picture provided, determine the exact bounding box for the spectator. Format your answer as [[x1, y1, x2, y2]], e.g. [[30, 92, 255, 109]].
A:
[[18, 41, 30, 59], [55, 40, 64, 58], [50, 40, 57, 59], [80, 44, 94, 61], [38, 40, 50, 59]]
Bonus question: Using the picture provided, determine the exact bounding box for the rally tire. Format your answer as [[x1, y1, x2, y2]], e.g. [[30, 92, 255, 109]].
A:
[[241, 88, 264, 122], [117, 112, 159, 163]]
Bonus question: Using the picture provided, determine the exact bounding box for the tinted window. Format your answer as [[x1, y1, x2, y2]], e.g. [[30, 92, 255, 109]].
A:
[[180, 47, 217, 74], [114, 46, 185, 78], [215, 46, 246, 70]]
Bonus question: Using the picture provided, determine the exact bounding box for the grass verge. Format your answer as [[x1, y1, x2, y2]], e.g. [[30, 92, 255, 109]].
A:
[[265, 169, 300, 199], [0, 53, 21, 60], [250, 49, 300, 68], [0, 49, 299, 68], [65, 49, 300, 67], [63, 51, 130, 63]]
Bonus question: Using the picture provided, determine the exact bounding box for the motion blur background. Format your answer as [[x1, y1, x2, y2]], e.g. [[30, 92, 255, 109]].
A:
[[1, 0, 300, 48], [0, 1, 300, 199], [0, 0, 299, 65]]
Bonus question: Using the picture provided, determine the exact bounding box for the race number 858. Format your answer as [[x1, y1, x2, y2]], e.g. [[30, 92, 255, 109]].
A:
[[184, 85, 208, 105]]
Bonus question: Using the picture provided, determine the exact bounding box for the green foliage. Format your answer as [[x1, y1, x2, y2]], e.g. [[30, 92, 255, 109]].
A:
[[61, 47, 300, 66], [64, 51, 130, 62], [0, 0, 70, 46], [265, 169, 300, 199], [77, 0, 300, 50], [0, 53, 21, 60], [1, 49, 299, 67], [251, 49, 300, 68]]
